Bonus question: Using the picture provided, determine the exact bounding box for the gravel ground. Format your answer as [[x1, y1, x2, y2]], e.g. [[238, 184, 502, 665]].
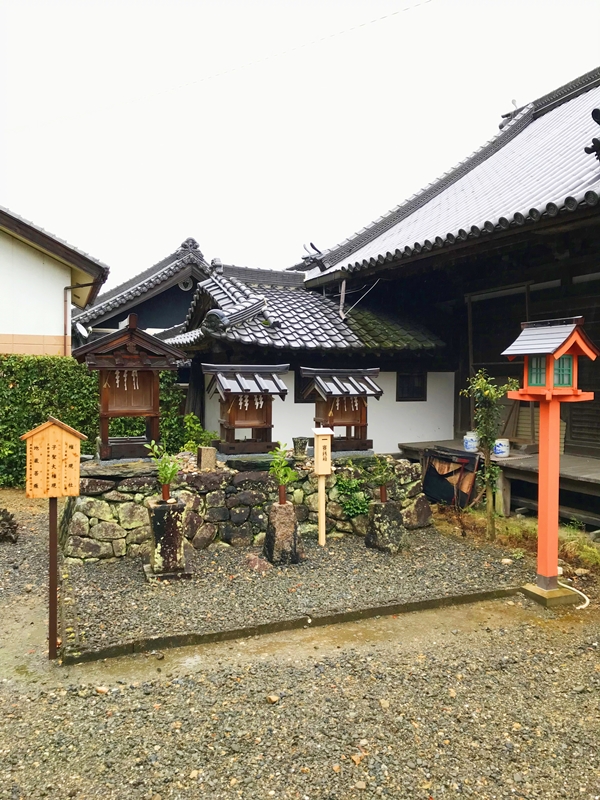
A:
[[63, 530, 533, 655], [2, 489, 600, 799], [2, 600, 600, 800]]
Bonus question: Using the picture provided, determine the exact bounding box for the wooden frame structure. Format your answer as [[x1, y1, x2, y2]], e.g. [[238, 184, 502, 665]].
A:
[[300, 367, 383, 451], [73, 314, 185, 460], [202, 364, 289, 454]]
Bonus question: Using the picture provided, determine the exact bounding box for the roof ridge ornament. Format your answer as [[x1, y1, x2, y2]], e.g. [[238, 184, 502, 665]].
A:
[[178, 237, 203, 257], [584, 108, 600, 162]]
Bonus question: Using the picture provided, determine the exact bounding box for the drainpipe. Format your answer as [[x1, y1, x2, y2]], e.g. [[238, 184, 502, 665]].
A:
[[63, 282, 96, 356]]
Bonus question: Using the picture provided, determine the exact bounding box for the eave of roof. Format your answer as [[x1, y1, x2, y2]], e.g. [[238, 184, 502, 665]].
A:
[[74, 239, 210, 324], [304, 66, 600, 288], [0, 205, 110, 308]]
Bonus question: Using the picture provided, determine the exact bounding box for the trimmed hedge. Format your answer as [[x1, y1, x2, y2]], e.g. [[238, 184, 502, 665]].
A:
[[0, 355, 186, 487]]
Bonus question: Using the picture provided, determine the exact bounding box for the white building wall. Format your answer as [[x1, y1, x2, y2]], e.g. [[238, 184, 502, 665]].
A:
[[205, 370, 455, 453], [0, 229, 72, 354], [367, 371, 455, 452]]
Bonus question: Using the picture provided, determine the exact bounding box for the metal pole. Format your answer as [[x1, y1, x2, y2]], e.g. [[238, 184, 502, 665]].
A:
[[49, 497, 58, 660]]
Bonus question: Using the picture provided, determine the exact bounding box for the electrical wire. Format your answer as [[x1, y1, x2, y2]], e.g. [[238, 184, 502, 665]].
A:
[[7, 0, 434, 134]]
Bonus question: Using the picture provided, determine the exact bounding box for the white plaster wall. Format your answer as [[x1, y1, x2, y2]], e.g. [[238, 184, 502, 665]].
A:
[[0, 229, 71, 335], [367, 372, 455, 452], [205, 371, 455, 453]]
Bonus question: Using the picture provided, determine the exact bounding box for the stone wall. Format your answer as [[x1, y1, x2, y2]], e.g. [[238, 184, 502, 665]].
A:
[[59, 457, 431, 564]]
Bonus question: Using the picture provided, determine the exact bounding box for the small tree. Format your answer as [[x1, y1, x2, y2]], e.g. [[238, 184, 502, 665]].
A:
[[461, 370, 518, 540], [268, 444, 298, 504]]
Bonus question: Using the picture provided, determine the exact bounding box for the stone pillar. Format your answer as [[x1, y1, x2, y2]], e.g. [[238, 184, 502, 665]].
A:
[[365, 501, 410, 555], [197, 446, 217, 470], [264, 502, 303, 565], [147, 498, 187, 577]]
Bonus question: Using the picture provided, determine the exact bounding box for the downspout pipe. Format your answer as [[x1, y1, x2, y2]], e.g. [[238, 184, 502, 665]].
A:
[[63, 282, 96, 356]]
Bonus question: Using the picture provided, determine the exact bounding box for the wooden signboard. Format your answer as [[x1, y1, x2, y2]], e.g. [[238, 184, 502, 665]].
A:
[[313, 427, 334, 476], [20, 417, 87, 659], [312, 427, 334, 547], [21, 417, 87, 498]]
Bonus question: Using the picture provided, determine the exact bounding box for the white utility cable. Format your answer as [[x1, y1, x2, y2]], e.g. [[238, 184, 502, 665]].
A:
[[557, 581, 590, 610]]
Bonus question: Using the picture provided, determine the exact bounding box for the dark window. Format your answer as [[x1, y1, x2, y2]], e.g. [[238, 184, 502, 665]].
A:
[[396, 373, 427, 402]]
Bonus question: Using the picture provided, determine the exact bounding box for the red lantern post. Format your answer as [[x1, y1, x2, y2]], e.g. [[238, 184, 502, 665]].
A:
[[502, 317, 599, 605]]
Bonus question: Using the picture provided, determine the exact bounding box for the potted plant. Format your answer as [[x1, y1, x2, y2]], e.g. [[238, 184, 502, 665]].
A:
[[145, 440, 180, 501], [268, 444, 298, 504], [372, 456, 394, 502]]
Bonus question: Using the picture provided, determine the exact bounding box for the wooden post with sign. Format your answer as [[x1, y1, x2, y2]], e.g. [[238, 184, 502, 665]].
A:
[[20, 417, 87, 659], [312, 428, 334, 547]]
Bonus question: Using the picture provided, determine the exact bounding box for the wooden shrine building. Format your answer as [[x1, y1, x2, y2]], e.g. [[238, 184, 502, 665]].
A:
[[73, 314, 185, 459], [202, 364, 289, 454], [300, 367, 383, 451]]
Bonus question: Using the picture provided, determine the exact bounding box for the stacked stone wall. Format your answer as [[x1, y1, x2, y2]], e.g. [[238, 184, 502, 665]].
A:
[[60, 457, 431, 563]]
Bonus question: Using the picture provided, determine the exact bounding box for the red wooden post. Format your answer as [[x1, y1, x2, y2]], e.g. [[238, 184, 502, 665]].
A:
[[536, 399, 561, 589]]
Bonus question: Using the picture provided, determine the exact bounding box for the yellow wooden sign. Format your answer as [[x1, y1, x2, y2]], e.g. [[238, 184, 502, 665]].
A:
[[20, 417, 87, 499], [312, 427, 334, 476]]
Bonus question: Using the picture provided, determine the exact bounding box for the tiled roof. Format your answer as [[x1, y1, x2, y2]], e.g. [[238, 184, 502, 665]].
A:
[[300, 367, 383, 398], [165, 267, 442, 352], [74, 239, 210, 324], [305, 67, 600, 283], [202, 364, 289, 399]]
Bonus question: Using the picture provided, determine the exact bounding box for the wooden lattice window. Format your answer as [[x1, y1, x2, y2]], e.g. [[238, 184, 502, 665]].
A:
[[396, 373, 427, 402], [528, 356, 546, 387], [553, 355, 573, 387]]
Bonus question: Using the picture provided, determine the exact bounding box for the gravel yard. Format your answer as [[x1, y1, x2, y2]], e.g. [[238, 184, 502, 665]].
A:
[[62, 529, 533, 656], [2, 597, 600, 800], [2, 489, 600, 799]]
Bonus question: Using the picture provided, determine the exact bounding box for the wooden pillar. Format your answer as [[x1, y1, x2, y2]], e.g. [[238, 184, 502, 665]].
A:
[[536, 398, 561, 590], [495, 469, 511, 517], [317, 474, 326, 546]]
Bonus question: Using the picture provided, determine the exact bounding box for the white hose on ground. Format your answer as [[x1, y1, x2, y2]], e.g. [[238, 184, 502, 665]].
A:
[[557, 580, 590, 610]]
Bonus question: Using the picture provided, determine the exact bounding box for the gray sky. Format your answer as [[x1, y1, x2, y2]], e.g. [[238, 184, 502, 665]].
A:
[[1, 0, 600, 290]]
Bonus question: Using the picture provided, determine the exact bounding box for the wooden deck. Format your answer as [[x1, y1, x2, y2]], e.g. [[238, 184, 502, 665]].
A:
[[398, 438, 600, 500]]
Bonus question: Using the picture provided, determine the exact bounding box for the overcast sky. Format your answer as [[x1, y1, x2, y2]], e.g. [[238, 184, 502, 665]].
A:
[[1, 0, 600, 291]]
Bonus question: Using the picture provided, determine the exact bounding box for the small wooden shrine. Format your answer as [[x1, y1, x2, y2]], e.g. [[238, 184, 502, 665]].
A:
[[202, 364, 289, 454], [72, 314, 185, 460], [300, 367, 383, 451]]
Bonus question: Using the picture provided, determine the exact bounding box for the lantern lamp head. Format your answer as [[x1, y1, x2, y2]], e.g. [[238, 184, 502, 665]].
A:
[[502, 317, 599, 398]]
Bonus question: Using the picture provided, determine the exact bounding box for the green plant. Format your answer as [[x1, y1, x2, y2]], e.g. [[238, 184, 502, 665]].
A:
[[336, 462, 370, 518], [268, 444, 298, 486], [372, 456, 394, 486], [511, 548, 526, 560], [460, 370, 519, 541], [145, 440, 179, 486], [182, 413, 217, 452]]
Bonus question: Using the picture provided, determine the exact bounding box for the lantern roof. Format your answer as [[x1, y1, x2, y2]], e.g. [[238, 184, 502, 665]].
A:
[[501, 317, 600, 360]]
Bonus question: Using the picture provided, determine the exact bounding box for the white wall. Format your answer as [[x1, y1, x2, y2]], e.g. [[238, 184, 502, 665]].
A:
[[367, 371, 455, 452], [0, 229, 71, 336], [205, 370, 455, 452]]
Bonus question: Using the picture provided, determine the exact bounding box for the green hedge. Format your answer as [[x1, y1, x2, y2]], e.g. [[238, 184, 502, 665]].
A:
[[0, 355, 186, 487]]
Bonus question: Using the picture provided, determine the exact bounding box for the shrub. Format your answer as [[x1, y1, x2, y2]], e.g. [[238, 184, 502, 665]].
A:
[[336, 462, 370, 518], [0, 355, 186, 487], [182, 413, 217, 452]]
